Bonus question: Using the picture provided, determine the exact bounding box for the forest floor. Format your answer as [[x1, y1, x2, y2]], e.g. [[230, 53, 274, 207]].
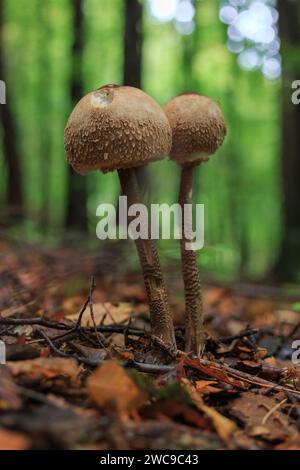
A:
[[0, 237, 300, 450]]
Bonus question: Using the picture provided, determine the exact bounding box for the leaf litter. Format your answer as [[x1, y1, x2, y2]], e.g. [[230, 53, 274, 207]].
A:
[[0, 239, 300, 450]]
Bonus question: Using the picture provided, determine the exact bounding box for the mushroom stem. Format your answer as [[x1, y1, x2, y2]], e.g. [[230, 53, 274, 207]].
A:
[[118, 168, 176, 347], [179, 165, 205, 356]]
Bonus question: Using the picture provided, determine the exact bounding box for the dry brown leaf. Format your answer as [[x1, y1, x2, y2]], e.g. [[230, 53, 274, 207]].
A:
[[0, 368, 22, 410], [7, 357, 79, 385], [276, 436, 300, 450], [231, 392, 296, 442], [195, 380, 222, 394], [66, 302, 133, 327], [275, 309, 299, 324], [70, 343, 108, 363], [107, 333, 125, 349], [182, 378, 237, 448], [180, 356, 249, 390], [87, 361, 148, 414], [0, 427, 31, 450], [62, 295, 86, 313]]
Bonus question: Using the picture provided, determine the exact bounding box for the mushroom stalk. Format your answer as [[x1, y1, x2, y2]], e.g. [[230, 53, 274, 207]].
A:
[[118, 168, 176, 347], [179, 165, 205, 356]]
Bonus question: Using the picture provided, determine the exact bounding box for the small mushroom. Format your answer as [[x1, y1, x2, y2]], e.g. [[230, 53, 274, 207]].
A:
[[64, 84, 176, 347], [164, 93, 227, 356]]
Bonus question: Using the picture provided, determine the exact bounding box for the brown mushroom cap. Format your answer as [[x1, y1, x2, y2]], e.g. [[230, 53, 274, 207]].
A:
[[164, 93, 227, 166], [64, 85, 172, 174]]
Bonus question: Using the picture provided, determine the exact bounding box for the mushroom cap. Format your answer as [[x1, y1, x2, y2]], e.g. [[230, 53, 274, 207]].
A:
[[164, 93, 227, 166], [64, 85, 172, 174]]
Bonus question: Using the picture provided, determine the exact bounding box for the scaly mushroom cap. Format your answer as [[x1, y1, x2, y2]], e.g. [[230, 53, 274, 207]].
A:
[[64, 85, 172, 174], [164, 93, 227, 166]]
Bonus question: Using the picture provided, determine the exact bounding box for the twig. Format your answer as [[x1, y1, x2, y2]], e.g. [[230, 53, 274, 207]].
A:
[[283, 322, 300, 343], [0, 316, 69, 330], [219, 328, 260, 344], [0, 316, 148, 337], [185, 356, 300, 398], [86, 276, 107, 348], [130, 362, 175, 374], [75, 276, 96, 329], [41, 329, 173, 374], [148, 337, 300, 398], [102, 303, 117, 325], [261, 398, 288, 425], [40, 330, 101, 367]]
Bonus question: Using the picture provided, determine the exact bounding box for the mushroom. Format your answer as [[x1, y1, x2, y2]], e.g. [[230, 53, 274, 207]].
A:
[[164, 93, 227, 356], [64, 84, 176, 347]]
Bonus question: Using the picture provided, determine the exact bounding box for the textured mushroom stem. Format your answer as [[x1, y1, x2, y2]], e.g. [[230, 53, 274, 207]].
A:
[[118, 168, 176, 347], [179, 165, 205, 356]]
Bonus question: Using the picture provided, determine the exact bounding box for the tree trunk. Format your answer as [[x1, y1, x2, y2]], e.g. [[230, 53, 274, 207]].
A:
[[122, 0, 149, 196], [65, 0, 87, 232], [0, 0, 23, 221], [123, 0, 142, 89], [274, 0, 300, 280], [37, 0, 51, 231]]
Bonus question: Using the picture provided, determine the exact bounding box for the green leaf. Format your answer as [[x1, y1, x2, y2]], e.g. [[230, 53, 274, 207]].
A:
[[292, 302, 300, 312]]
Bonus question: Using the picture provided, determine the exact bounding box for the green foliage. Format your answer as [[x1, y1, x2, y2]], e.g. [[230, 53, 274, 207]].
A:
[[292, 302, 300, 313], [0, 0, 284, 279]]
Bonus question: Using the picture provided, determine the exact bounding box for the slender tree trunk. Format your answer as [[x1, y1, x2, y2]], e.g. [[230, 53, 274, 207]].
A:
[[65, 0, 87, 232], [123, 0, 142, 89], [122, 0, 149, 196], [0, 0, 23, 221], [181, 1, 197, 92], [273, 0, 300, 280], [37, 0, 51, 231]]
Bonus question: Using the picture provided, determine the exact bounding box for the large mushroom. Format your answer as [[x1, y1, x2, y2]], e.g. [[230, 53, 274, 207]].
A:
[[164, 93, 227, 356], [64, 84, 176, 347]]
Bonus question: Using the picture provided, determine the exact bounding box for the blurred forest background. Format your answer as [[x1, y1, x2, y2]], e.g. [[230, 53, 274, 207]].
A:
[[0, 0, 299, 282]]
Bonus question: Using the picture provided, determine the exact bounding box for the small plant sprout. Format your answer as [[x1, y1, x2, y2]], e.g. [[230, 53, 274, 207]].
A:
[[164, 93, 227, 357], [64, 84, 176, 348]]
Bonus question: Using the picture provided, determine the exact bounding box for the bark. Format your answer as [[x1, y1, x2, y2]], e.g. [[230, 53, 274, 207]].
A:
[[274, 0, 300, 279], [37, 0, 51, 230], [123, 0, 142, 89], [0, 0, 23, 220], [65, 0, 87, 232], [122, 0, 149, 194]]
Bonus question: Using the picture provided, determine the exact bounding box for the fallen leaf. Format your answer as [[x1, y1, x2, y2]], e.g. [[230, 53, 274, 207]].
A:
[[179, 356, 249, 390], [275, 309, 299, 324], [0, 427, 31, 450], [69, 342, 108, 363], [182, 379, 237, 448], [66, 302, 133, 327], [87, 361, 148, 414], [7, 357, 79, 385], [276, 436, 300, 450], [231, 392, 296, 442], [0, 368, 22, 410], [142, 402, 211, 430], [195, 380, 222, 394], [233, 430, 259, 450], [107, 333, 125, 349]]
